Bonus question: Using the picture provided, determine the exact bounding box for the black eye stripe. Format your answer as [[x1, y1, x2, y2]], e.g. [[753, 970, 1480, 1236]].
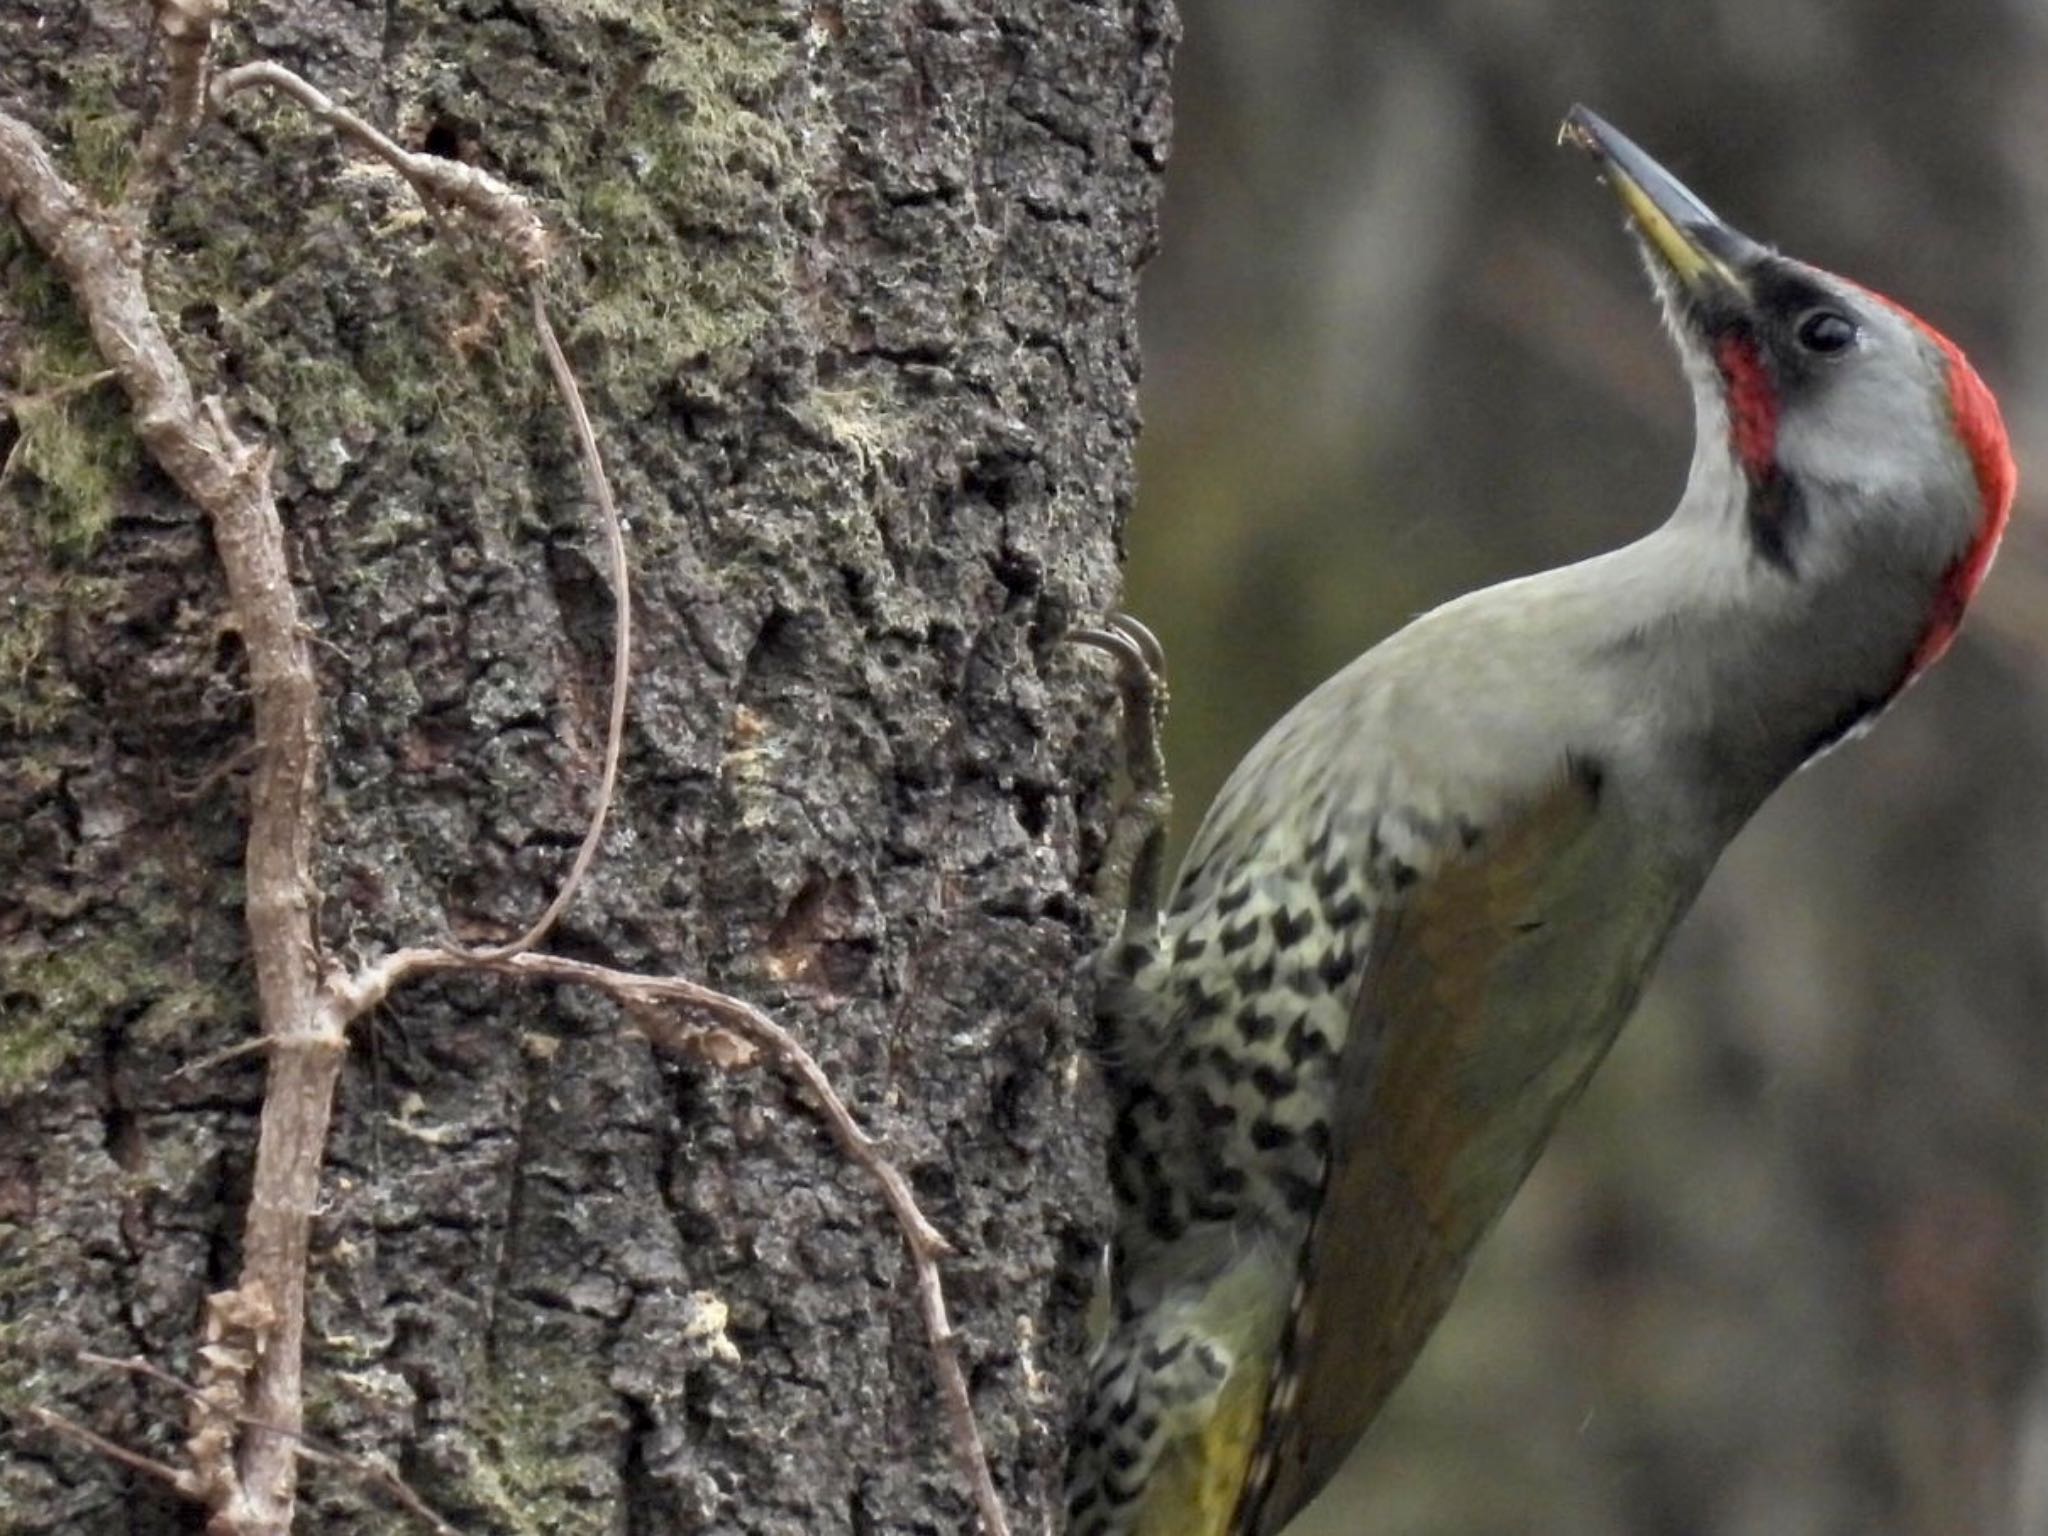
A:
[[1744, 263, 1864, 362]]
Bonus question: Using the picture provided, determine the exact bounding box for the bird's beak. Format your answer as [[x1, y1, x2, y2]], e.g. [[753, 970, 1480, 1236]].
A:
[[1561, 105, 1763, 303]]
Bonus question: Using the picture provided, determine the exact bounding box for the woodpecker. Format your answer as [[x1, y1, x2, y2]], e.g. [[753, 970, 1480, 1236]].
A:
[[1064, 106, 2016, 1536]]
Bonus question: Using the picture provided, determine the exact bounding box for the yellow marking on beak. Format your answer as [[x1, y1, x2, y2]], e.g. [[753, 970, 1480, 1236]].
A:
[[1606, 169, 1748, 296], [1560, 110, 1750, 299]]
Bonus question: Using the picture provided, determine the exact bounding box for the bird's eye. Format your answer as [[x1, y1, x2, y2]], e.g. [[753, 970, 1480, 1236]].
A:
[[1796, 310, 1859, 354]]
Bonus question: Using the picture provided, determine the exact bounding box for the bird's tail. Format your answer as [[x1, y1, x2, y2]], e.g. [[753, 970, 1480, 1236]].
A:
[[1064, 1288, 1280, 1536]]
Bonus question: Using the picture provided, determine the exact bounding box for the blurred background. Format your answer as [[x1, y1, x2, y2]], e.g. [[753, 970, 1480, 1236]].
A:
[[1127, 3, 2048, 1533]]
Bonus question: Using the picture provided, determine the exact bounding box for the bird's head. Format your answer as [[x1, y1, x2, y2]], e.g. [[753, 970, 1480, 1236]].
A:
[[1563, 106, 2015, 707]]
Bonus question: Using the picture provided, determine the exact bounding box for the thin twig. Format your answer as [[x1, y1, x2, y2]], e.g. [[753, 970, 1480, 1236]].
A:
[[211, 63, 548, 276], [330, 946, 1009, 1535], [292, 1445, 464, 1536], [81, 1351, 209, 1401], [24, 1406, 197, 1493], [163, 740, 262, 804], [1, 367, 118, 409], [463, 286, 630, 959], [212, 60, 627, 959], [76, 1354, 462, 1536], [171, 1034, 273, 1080], [333, 949, 950, 1255]]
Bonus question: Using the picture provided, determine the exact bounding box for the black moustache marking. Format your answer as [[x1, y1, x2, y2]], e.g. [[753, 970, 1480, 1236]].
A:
[[1747, 472, 1806, 576]]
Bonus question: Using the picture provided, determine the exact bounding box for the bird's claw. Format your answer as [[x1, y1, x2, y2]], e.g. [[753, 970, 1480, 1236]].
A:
[[1068, 612, 1172, 926], [1071, 612, 1168, 685]]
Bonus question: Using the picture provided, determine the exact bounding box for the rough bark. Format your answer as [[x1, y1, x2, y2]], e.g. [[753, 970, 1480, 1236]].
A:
[[0, 1, 1175, 1531]]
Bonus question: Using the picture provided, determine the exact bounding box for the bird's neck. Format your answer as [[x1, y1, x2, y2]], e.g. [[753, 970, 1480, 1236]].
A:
[[1590, 468, 1939, 822]]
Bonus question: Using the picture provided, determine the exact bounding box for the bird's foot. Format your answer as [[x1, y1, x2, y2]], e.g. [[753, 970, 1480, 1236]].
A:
[[1069, 612, 1172, 927]]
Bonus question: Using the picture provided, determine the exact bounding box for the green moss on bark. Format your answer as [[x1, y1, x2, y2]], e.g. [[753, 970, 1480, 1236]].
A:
[[1, 233, 141, 560], [0, 933, 146, 1095], [469, 1348, 622, 1535], [0, 906, 219, 1099], [52, 56, 139, 202], [0, 226, 140, 732], [531, 0, 823, 404]]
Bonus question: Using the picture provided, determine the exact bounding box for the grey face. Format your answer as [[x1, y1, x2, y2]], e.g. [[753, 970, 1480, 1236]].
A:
[[1680, 252, 1979, 587]]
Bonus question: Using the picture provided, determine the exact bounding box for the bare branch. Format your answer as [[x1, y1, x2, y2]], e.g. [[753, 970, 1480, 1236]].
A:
[[1, 366, 117, 408], [292, 1446, 465, 1536], [170, 1034, 272, 1080], [80, 1351, 208, 1402], [1, 106, 331, 1535], [6, 76, 635, 1532]]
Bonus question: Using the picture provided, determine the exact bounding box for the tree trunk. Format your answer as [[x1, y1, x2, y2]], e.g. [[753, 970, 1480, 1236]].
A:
[[0, 2, 1174, 1531]]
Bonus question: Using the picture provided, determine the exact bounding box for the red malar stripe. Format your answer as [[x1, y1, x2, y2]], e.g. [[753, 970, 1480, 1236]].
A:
[[1714, 333, 1778, 480]]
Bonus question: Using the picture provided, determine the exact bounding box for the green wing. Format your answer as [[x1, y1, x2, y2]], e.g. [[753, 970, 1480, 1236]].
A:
[[1234, 767, 1610, 1535]]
